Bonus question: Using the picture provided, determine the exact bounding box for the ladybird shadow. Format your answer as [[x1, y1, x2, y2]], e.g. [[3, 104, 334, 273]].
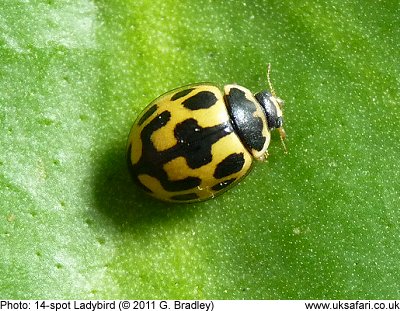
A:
[[92, 141, 203, 232]]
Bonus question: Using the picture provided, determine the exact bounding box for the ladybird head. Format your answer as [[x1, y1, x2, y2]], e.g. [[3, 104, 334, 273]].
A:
[[254, 64, 287, 152], [254, 90, 284, 130]]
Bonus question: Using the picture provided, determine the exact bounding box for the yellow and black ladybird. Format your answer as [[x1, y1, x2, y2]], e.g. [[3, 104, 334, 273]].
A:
[[127, 65, 286, 203]]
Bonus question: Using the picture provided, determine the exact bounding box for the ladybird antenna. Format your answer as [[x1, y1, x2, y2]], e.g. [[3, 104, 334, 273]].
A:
[[267, 63, 276, 97], [267, 64, 287, 153]]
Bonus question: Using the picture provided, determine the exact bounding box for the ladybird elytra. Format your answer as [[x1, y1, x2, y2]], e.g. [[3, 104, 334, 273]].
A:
[[127, 66, 285, 203]]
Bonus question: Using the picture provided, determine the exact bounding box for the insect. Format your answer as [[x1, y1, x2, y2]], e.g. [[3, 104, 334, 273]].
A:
[[127, 64, 286, 203]]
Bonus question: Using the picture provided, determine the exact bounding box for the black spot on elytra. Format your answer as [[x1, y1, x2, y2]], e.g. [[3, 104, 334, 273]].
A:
[[138, 104, 158, 126], [143, 110, 171, 134], [226, 88, 266, 152], [170, 193, 199, 201], [174, 118, 226, 169], [127, 144, 152, 193], [171, 88, 195, 101], [182, 91, 218, 110], [128, 111, 233, 195], [127, 143, 134, 173], [214, 153, 245, 179], [211, 178, 236, 191]]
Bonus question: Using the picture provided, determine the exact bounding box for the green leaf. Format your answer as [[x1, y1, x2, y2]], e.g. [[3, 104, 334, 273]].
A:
[[1, 0, 399, 299]]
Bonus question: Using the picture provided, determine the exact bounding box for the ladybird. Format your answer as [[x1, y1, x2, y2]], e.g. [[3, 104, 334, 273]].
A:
[[127, 64, 286, 203]]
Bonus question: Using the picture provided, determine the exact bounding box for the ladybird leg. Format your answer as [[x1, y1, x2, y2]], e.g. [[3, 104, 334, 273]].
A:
[[278, 127, 288, 154], [258, 150, 269, 162]]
